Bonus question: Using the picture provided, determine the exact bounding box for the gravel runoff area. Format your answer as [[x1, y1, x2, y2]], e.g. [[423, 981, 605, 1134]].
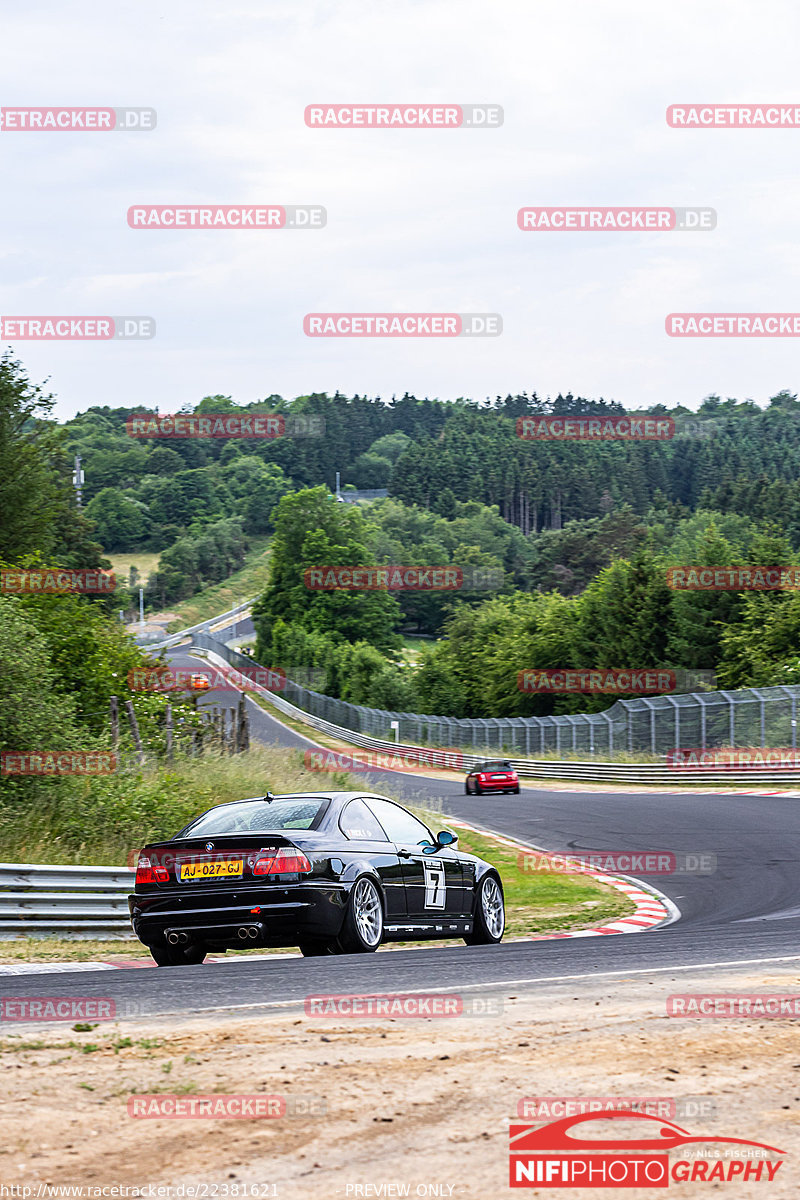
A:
[[1, 963, 799, 1198]]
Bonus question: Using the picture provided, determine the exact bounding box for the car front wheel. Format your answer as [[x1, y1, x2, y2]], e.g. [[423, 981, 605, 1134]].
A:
[[464, 874, 505, 945]]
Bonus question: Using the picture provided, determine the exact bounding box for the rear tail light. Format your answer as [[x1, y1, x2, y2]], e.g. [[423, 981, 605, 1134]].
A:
[[253, 847, 312, 875], [136, 853, 170, 883], [135, 855, 154, 885]]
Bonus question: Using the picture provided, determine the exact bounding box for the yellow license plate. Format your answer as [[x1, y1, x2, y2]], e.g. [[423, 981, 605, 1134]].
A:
[[179, 858, 243, 881]]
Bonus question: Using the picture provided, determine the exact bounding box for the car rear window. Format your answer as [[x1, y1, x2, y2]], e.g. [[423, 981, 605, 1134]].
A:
[[481, 761, 513, 771], [180, 798, 329, 835]]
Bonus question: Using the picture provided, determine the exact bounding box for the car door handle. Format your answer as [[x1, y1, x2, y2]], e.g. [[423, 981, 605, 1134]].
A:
[[398, 849, 412, 858]]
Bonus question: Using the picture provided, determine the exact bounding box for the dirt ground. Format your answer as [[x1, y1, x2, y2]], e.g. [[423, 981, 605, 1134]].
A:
[[1, 964, 799, 1197]]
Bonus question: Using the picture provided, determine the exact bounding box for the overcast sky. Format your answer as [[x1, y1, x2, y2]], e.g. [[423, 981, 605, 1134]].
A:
[[3, 0, 800, 421]]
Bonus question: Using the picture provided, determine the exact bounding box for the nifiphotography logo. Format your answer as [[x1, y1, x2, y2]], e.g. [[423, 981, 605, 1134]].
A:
[[508, 1111, 785, 1187]]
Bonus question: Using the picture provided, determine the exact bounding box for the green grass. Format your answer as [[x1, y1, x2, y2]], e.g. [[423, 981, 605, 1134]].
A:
[[397, 635, 437, 666], [106, 552, 162, 587], [163, 537, 271, 630], [0, 744, 330, 866]]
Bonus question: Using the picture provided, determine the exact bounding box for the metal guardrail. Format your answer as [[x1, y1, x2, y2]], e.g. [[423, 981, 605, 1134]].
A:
[[0, 863, 135, 939], [136, 600, 254, 652], [194, 638, 800, 787]]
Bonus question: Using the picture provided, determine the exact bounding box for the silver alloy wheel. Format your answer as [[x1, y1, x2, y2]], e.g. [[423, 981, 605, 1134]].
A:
[[353, 878, 383, 946], [481, 876, 505, 939]]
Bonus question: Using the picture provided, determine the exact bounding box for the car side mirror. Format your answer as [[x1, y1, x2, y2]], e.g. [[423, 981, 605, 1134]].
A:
[[436, 829, 457, 847]]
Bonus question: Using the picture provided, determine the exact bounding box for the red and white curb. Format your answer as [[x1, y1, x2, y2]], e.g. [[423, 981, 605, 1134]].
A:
[[452, 818, 677, 940]]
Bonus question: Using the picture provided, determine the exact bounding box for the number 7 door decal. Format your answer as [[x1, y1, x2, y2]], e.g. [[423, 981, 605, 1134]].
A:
[[424, 861, 446, 909]]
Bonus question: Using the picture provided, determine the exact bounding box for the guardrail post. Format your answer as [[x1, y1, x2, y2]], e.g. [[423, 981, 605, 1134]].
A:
[[165, 703, 173, 763], [109, 695, 119, 748]]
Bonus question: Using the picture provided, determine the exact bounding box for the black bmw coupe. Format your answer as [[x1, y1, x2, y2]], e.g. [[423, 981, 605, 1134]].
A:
[[129, 791, 505, 965]]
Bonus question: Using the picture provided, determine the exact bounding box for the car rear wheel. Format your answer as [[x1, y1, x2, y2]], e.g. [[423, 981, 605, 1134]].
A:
[[512, 785, 520, 794], [473, 780, 482, 795], [149, 940, 208, 967], [337, 876, 384, 953], [464, 874, 505, 945]]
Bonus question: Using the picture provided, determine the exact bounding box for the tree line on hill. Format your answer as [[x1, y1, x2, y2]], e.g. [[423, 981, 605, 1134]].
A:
[[252, 486, 800, 717]]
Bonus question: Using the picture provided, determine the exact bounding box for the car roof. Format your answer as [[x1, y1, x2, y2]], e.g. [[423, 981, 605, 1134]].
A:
[[179, 791, 413, 835], [198, 791, 401, 817]]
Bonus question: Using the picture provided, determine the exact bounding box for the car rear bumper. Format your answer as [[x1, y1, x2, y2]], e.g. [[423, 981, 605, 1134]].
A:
[[128, 882, 348, 948], [477, 780, 518, 790]]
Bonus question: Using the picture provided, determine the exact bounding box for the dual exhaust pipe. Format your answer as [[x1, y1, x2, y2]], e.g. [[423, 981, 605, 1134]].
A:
[[166, 924, 260, 946]]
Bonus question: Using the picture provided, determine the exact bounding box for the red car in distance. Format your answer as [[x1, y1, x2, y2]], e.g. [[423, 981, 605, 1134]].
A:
[[465, 759, 521, 795]]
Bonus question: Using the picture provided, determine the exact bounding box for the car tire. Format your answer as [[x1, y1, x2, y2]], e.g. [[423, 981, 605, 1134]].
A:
[[464, 781, 470, 794], [473, 781, 482, 795], [149, 940, 208, 967], [464, 873, 505, 945], [336, 875, 384, 953], [513, 785, 520, 794]]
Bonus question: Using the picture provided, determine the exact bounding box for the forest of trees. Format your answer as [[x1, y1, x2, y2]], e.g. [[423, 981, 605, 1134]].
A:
[[0, 352, 198, 818], [62, 386, 800, 561], [6, 346, 800, 727], [251, 485, 800, 717]]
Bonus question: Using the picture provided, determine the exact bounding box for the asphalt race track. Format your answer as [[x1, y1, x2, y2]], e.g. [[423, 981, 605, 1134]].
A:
[[6, 643, 799, 1018]]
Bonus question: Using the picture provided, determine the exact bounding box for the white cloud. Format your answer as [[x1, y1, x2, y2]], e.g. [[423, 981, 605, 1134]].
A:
[[2, 0, 800, 416]]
